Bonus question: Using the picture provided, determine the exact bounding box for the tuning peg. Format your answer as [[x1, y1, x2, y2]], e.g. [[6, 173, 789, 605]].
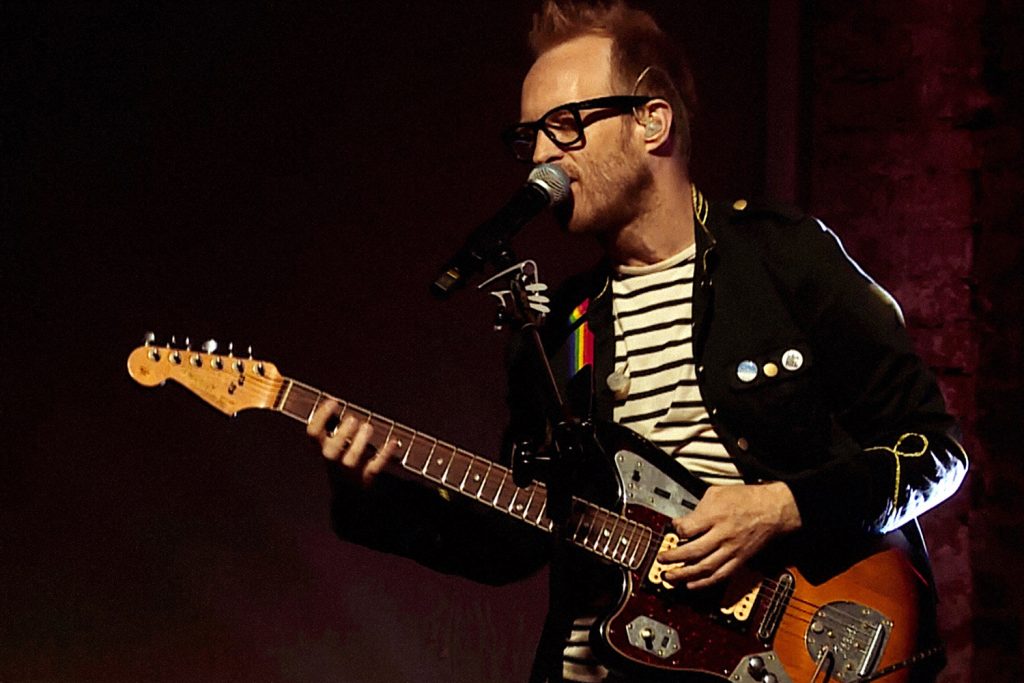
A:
[[168, 335, 182, 365], [227, 342, 245, 372], [185, 337, 192, 351], [201, 339, 218, 354], [247, 345, 253, 359], [144, 332, 161, 360]]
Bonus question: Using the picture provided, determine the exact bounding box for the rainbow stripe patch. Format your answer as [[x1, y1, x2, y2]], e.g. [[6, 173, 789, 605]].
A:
[[568, 299, 593, 377]]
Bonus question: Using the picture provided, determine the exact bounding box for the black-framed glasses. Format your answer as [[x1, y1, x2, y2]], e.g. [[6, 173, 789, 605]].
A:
[[502, 95, 654, 163]]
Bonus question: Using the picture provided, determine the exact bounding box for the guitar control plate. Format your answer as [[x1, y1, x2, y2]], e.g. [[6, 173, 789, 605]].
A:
[[615, 449, 701, 520], [624, 616, 680, 659], [728, 651, 793, 683]]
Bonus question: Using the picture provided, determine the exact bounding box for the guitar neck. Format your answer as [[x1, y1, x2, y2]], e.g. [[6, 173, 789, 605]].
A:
[[273, 377, 655, 572]]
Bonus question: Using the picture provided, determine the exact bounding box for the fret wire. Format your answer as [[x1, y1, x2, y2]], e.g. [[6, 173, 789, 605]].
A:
[[477, 461, 494, 503], [624, 522, 641, 567], [625, 526, 640, 569], [491, 470, 509, 507], [399, 429, 418, 466], [634, 528, 653, 570], [607, 517, 623, 561], [443, 450, 469, 488], [509, 486, 527, 517], [442, 444, 458, 481], [596, 512, 612, 553], [457, 453, 473, 492], [616, 521, 633, 563], [421, 440, 439, 475], [383, 421, 396, 447], [278, 381, 317, 422], [510, 482, 527, 515], [425, 443, 450, 481], [614, 521, 629, 563], [596, 508, 617, 556], [581, 501, 598, 548], [535, 498, 549, 526], [424, 442, 447, 482], [622, 520, 640, 565], [585, 507, 605, 550], [440, 446, 457, 484], [306, 390, 324, 423], [522, 486, 537, 520], [596, 511, 613, 556], [276, 379, 294, 412], [602, 514, 621, 558], [572, 508, 589, 542], [541, 509, 553, 531], [463, 459, 484, 496]]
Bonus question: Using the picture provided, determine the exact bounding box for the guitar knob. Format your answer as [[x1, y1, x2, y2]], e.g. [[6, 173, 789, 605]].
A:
[[747, 655, 765, 678], [763, 674, 777, 683]]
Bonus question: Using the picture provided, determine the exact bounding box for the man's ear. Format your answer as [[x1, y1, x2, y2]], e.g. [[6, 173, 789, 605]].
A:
[[636, 99, 672, 151]]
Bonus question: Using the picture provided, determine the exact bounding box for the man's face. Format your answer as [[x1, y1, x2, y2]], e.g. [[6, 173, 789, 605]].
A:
[[520, 35, 652, 235]]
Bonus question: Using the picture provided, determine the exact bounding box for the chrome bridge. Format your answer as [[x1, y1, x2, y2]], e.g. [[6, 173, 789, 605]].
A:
[[804, 601, 892, 681]]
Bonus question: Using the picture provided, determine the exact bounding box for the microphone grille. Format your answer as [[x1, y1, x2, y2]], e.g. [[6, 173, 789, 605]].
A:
[[528, 163, 571, 205]]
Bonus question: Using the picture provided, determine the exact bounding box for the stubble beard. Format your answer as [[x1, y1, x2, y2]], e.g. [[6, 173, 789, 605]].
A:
[[555, 135, 654, 238]]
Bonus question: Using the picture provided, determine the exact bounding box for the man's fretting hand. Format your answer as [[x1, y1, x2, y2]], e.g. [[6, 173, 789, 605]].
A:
[[307, 399, 399, 486]]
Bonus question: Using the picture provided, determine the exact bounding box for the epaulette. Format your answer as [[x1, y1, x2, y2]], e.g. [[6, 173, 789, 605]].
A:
[[728, 198, 806, 224]]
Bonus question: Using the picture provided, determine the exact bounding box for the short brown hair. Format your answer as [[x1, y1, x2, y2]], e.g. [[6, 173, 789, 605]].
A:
[[529, 0, 697, 165]]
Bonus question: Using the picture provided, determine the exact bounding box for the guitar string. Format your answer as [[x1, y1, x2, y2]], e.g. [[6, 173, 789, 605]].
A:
[[196, 368, 896, 637]]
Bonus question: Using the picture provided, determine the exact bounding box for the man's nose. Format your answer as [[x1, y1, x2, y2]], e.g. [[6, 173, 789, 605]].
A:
[[531, 132, 565, 166]]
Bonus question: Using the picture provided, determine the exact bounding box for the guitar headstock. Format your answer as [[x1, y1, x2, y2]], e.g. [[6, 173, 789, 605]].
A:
[[126, 334, 283, 416]]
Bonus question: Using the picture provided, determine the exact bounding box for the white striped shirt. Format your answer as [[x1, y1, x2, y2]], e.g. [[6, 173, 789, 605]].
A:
[[611, 244, 742, 486]]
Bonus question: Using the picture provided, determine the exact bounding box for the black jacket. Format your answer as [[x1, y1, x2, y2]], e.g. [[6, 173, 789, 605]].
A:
[[506, 195, 969, 538], [328, 195, 968, 680]]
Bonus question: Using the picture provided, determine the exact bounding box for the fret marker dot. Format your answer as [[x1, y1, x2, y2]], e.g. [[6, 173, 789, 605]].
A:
[[395, 440, 404, 449], [435, 458, 443, 466], [473, 474, 481, 482], [515, 504, 524, 512], [603, 529, 611, 538], [620, 538, 628, 545]]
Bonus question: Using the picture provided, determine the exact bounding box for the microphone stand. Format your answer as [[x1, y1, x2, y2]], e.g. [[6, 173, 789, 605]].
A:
[[473, 254, 593, 683]]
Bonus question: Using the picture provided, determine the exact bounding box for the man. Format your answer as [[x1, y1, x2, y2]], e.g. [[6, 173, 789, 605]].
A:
[[308, 2, 968, 681]]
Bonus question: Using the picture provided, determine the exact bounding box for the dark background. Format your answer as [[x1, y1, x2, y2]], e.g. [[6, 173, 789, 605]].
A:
[[3, 1, 1020, 681]]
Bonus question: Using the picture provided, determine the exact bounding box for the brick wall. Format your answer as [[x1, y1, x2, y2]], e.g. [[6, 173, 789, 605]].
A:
[[805, 1, 1024, 679], [970, 1, 1024, 678]]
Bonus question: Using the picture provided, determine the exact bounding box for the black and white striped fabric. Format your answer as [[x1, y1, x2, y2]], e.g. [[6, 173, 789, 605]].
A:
[[611, 245, 742, 486]]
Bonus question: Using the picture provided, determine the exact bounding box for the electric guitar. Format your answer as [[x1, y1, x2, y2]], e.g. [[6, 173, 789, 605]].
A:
[[127, 338, 937, 682]]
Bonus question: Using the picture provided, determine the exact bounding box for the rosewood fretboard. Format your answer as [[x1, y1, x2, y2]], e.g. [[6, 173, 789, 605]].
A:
[[274, 378, 656, 571]]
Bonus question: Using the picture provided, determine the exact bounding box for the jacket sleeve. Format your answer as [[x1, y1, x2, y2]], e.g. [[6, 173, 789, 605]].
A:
[[766, 217, 968, 535], [328, 464, 549, 585]]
